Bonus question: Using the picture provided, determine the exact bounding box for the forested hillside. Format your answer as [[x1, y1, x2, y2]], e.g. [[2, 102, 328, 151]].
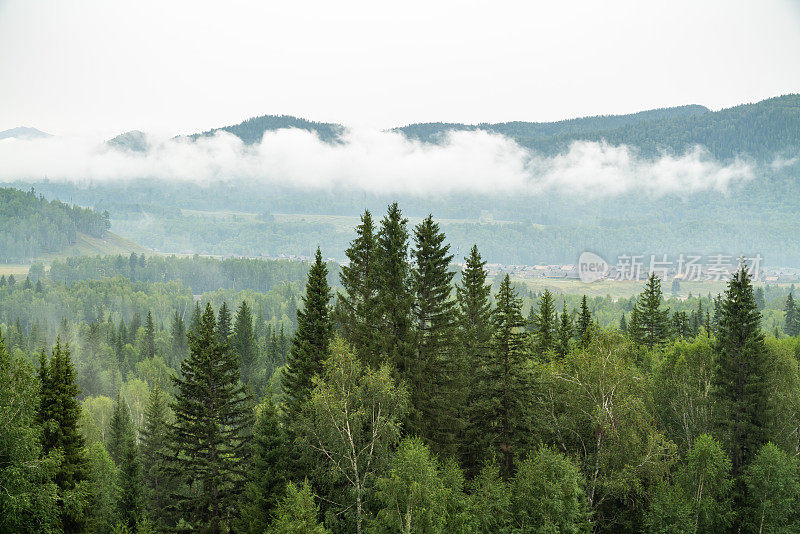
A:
[[187, 114, 345, 144], [3, 206, 800, 533], [0, 187, 110, 262], [398, 94, 800, 159]]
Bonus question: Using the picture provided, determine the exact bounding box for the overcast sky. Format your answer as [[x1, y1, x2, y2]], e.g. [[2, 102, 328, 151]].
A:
[[1, 0, 799, 137]]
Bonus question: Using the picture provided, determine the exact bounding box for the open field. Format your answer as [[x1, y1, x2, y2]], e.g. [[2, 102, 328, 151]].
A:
[[511, 276, 783, 300], [0, 231, 149, 276], [272, 212, 523, 231]]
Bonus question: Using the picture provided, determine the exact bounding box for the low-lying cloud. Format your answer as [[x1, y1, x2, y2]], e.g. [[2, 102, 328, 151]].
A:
[[0, 127, 755, 196]]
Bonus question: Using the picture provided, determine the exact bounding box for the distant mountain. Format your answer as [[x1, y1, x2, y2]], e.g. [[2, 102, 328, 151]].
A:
[[0, 126, 52, 140], [107, 130, 150, 152], [396, 95, 800, 160], [185, 114, 345, 144]]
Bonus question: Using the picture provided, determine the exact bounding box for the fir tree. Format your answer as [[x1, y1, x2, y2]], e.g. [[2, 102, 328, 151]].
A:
[[458, 245, 494, 475], [170, 304, 253, 532], [576, 295, 593, 347], [240, 396, 289, 534], [129, 312, 142, 346], [233, 300, 258, 384], [37, 339, 88, 533], [409, 214, 457, 453], [629, 273, 671, 349], [189, 301, 202, 335], [783, 292, 799, 336], [473, 275, 532, 479], [556, 302, 573, 357], [143, 311, 156, 361], [115, 401, 143, 531], [283, 248, 333, 422], [532, 289, 556, 356], [619, 313, 628, 335], [712, 264, 771, 481], [217, 301, 232, 343], [140, 385, 173, 532], [170, 310, 188, 362], [375, 202, 415, 374], [338, 210, 381, 364], [108, 394, 135, 466]]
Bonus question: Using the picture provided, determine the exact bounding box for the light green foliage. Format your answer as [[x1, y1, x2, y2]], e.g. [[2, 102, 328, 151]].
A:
[[510, 446, 592, 533], [743, 443, 800, 534], [268, 480, 330, 534], [298, 338, 408, 534], [370, 438, 449, 534], [645, 434, 733, 534]]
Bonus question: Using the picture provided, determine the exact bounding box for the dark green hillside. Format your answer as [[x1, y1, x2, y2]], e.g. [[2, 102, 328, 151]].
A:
[[187, 114, 345, 144], [398, 94, 800, 160], [0, 187, 111, 262]]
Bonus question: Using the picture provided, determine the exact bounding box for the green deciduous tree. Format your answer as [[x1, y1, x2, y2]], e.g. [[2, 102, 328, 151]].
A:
[[742, 442, 800, 534], [297, 338, 408, 534]]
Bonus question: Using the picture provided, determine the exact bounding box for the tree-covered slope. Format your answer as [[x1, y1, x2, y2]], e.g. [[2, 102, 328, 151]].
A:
[[397, 94, 800, 160], [186, 114, 345, 144], [0, 187, 111, 262]]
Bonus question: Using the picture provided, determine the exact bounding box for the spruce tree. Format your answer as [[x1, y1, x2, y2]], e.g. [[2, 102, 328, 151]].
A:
[[170, 310, 188, 364], [37, 339, 88, 533], [108, 394, 135, 466], [129, 312, 142, 346], [115, 401, 143, 531], [170, 304, 253, 531], [473, 275, 531, 479], [240, 396, 289, 534], [233, 301, 258, 383], [619, 313, 628, 335], [783, 293, 799, 336], [576, 296, 592, 347], [555, 302, 573, 357], [712, 264, 771, 481], [140, 385, 173, 532], [409, 214, 457, 454], [629, 273, 671, 348], [532, 289, 556, 356], [283, 248, 333, 423], [217, 301, 232, 343], [458, 245, 494, 475], [143, 311, 156, 361], [375, 202, 414, 374], [189, 301, 202, 335], [338, 210, 381, 364]]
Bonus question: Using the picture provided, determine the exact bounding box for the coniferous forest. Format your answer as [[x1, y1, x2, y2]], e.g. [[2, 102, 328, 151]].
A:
[[4, 204, 800, 533]]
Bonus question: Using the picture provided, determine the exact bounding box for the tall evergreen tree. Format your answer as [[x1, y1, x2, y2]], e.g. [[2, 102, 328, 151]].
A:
[[375, 202, 414, 373], [170, 304, 253, 532], [457, 245, 494, 475], [233, 301, 258, 383], [140, 385, 174, 532], [473, 275, 532, 479], [576, 295, 592, 347], [37, 339, 88, 533], [283, 248, 333, 423], [555, 302, 573, 357], [115, 401, 143, 531], [532, 289, 556, 356], [338, 210, 381, 364], [170, 310, 188, 364], [629, 273, 671, 349], [240, 396, 289, 534], [783, 292, 799, 336], [129, 312, 142, 346], [189, 301, 202, 336], [108, 394, 135, 466], [143, 311, 156, 360], [217, 302, 232, 343], [712, 264, 771, 482], [409, 214, 457, 452]]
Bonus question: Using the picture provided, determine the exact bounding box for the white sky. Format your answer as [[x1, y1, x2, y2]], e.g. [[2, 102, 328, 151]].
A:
[[1, 0, 799, 137]]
